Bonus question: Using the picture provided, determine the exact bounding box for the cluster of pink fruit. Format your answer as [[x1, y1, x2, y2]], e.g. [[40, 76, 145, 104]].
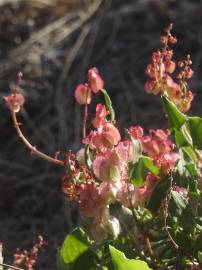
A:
[[4, 24, 192, 243]]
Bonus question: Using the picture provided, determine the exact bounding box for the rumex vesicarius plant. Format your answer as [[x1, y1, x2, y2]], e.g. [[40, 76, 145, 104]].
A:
[[4, 24, 202, 270]]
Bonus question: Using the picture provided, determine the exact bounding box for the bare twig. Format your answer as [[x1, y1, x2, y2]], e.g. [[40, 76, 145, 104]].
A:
[[0, 262, 25, 270]]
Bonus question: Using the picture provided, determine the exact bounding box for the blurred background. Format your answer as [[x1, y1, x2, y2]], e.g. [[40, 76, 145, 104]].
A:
[[1, 0, 202, 269]]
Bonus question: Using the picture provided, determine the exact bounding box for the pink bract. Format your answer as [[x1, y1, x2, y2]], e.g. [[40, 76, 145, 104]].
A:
[[88, 67, 104, 93], [83, 122, 121, 150], [74, 83, 91, 104], [79, 182, 102, 217], [92, 104, 108, 128], [128, 125, 144, 139], [4, 93, 25, 113]]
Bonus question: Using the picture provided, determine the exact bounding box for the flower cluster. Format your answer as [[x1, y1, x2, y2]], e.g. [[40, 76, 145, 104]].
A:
[[60, 68, 182, 241], [74, 67, 104, 104], [4, 92, 25, 113], [145, 23, 194, 112], [4, 72, 24, 113], [131, 127, 179, 175], [83, 104, 120, 150], [13, 236, 46, 270]]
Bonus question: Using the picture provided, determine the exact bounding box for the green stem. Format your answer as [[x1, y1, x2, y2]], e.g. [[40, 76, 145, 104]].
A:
[[100, 89, 115, 122]]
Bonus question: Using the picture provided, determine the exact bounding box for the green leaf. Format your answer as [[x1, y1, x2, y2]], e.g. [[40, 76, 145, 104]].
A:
[[171, 191, 188, 215], [135, 207, 153, 224], [162, 96, 186, 129], [101, 89, 115, 122], [129, 161, 144, 186], [175, 147, 197, 177], [148, 176, 170, 212], [57, 249, 71, 270], [129, 156, 159, 186], [196, 233, 202, 252], [109, 245, 151, 270], [188, 117, 202, 149], [72, 249, 97, 270], [174, 129, 187, 148], [117, 205, 133, 226], [59, 228, 89, 265], [185, 163, 197, 177], [141, 156, 160, 175], [182, 146, 197, 162], [198, 251, 202, 263]]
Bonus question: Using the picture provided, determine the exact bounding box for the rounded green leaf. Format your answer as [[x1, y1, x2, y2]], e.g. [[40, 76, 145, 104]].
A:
[[129, 156, 159, 186], [109, 245, 151, 270], [60, 228, 89, 265]]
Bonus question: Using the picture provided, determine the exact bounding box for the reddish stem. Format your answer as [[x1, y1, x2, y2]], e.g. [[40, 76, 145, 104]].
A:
[[82, 103, 88, 138], [82, 87, 90, 138], [12, 111, 65, 166]]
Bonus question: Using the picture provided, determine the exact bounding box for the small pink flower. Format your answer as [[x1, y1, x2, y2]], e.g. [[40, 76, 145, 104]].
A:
[[149, 129, 168, 141], [141, 129, 173, 158], [93, 155, 121, 182], [74, 83, 91, 104], [76, 148, 85, 166], [128, 126, 144, 140], [180, 90, 194, 113], [152, 50, 162, 62], [145, 64, 157, 79], [116, 181, 146, 208], [173, 185, 188, 197], [88, 67, 104, 93], [4, 93, 25, 112], [144, 80, 160, 95], [115, 140, 136, 163], [185, 66, 194, 79], [79, 182, 103, 217], [98, 181, 123, 203], [83, 122, 120, 151], [141, 135, 159, 157], [165, 60, 176, 73], [154, 152, 179, 175], [82, 130, 99, 149], [92, 104, 108, 128], [101, 123, 121, 149]]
